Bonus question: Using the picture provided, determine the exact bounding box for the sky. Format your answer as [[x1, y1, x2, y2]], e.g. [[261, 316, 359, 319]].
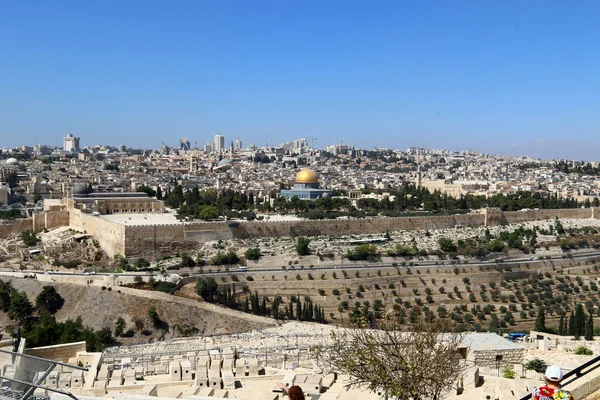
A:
[[1, 0, 600, 160]]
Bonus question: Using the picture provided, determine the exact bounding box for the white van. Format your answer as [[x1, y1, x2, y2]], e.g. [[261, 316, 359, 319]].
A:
[[238, 266, 248, 272]]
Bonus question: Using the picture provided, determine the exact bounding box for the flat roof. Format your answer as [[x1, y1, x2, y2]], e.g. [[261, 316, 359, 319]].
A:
[[461, 333, 525, 352], [100, 213, 183, 226]]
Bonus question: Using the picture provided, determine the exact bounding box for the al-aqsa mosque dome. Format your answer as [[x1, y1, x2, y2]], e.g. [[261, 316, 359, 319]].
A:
[[280, 168, 332, 201]]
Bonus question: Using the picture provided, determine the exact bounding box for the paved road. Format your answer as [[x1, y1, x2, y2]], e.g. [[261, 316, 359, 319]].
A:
[[5, 249, 600, 279]]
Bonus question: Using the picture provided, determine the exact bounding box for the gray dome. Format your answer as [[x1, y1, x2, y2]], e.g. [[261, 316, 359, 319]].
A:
[[217, 159, 233, 167], [72, 183, 89, 195], [5, 158, 18, 164]]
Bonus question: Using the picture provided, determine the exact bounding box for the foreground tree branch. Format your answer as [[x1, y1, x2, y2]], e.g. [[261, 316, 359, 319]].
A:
[[316, 317, 466, 399]]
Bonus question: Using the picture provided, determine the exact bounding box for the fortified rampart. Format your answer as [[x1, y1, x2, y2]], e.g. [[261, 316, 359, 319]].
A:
[[32, 210, 70, 232], [0, 219, 32, 239], [70, 210, 126, 258], [5, 207, 600, 258]]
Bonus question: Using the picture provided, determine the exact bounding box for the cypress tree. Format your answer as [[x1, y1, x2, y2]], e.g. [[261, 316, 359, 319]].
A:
[[261, 297, 267, 316], [568, 312, 575, 336], [296, 299, 302, 321], [156, 186, 163, 200], [585, 314, 594, 341], [534, 307, 546, 332], [558, 315, 564, 336], [575, 304, 585, 338]]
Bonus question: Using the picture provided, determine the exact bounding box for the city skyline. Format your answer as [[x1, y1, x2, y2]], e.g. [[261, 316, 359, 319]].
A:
[[2, 1, 600, 159]]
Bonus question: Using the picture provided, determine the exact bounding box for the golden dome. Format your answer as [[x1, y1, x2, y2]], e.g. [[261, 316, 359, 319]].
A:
[[295, 168, 319, 184]]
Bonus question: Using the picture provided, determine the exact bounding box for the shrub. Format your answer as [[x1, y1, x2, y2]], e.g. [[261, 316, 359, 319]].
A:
[[524, 358, 548, 373], [575, 346, 593, 355], [502, 369, 515, 379]]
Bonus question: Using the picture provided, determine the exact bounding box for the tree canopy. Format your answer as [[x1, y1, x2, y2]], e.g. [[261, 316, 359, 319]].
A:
[[317, 320, 465, 400], [35, 285, 65, 314]]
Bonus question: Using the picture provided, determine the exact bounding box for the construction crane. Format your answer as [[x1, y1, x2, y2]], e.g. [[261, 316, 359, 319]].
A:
[[330, 138, 345, 146]]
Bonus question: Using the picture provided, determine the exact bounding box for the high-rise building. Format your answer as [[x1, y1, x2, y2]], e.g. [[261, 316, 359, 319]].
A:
[[234, 138, 243, 150], [204, 142, 214, 153], [63, 133, 80, 152], [180, 137, 191, 151], [214, 134, 225, 153]]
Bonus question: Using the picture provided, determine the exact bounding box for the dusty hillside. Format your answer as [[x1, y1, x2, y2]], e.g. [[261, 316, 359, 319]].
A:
[[0, 278, 274, 342], [178, 257, 600, 332]]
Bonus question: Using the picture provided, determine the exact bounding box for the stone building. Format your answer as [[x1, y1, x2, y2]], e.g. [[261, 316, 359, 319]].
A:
[[461, 333, 525, 369]]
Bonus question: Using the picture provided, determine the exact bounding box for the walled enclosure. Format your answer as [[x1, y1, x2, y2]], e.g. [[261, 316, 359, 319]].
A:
[[5, 207, 600, 258]]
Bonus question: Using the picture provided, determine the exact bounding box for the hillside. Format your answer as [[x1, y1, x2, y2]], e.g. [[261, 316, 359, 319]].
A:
[[0, 278, 274, 343], [177, 257, 600, 333]]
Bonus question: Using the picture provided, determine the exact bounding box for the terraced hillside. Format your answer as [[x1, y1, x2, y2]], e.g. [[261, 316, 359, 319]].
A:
[[178, 257, 600, 333]]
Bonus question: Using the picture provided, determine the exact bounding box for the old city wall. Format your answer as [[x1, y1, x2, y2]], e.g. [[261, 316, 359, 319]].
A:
[[124, 224, 185, 258], [502, 208, 594, 224], [184, 222, 232, 242], [115, 208, 600, 258], [70, 210, 126, 258], [232, 213, 486, 239], [123, 222, 233, 258], [0, 219, 33, 239], [32, 210, 70, 232]]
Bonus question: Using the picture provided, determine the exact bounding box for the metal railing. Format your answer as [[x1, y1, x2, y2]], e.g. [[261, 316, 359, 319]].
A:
[[519, 354, 600, 400], [0, 349, 88, 400]]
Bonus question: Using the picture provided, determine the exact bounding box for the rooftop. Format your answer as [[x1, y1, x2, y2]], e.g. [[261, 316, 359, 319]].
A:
[[100, 212, 183, 226], [462, 332, 525, 352]]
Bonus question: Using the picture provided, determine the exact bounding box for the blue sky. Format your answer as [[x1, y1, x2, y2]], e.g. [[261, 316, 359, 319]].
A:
[[1, 1, 599, 160]]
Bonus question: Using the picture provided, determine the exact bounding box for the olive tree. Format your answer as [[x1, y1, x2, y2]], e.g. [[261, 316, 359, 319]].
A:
[[316, 319, 466, 399]]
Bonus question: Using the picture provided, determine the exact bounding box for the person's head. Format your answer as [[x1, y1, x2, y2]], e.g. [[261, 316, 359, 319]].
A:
[[545, 365, 564, 386], [287, 385, 305, 400]]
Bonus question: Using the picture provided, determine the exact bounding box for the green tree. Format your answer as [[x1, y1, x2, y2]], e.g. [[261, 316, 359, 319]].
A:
[[156, 186, 163, 200], [0, 280, 13, 311], [200, 205, 219, 220], [35, 285, 64, 314], [585, 314, 594, 341], [8, 290, 33, 324], [148, 306, 161, 329], [114, 317, 126, 337], [575, 304, 585, 338], [196, 277, 219, 302], [568, 312, 575, 336], [524, 358, 548, 373], [296, 236, 311, 256], [534, 307, 546, 332], [244, 247, 261, 261], [134, 258, 150, 269], [346, 244, 380, 261], [21, 230, 39, 247], [136, 186, 156, 197], [438, 237, 457, 253]]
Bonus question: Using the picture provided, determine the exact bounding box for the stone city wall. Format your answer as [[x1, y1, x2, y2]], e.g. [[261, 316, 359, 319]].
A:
[[70, 210, 126, 258], [502, 208, 594, 225], [32, 210, 70, 232], [231, 213, 486, 239], [17, 207, 600, 259], [117, 207, 600, 257], [124, 224, 185, 258], [0, 219, 32, 239]]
